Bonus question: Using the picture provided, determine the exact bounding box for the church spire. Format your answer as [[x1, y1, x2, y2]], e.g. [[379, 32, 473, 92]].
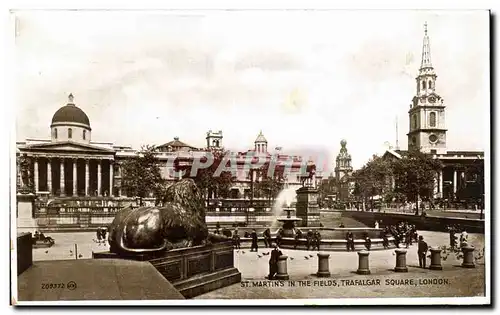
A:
[[420, 22, 432, 69]]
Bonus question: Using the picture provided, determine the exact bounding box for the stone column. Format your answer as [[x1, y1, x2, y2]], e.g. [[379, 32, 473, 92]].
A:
[[394, 249, 408, 272], [439, 169, 443, 195], [453, 170, 458, 194], [60, 158, 65, 196], [461, 245, 476, 268], [433, 172, 438, 196], [47, 158, 52, 194], [357, 250, 371, 275], [85, 159, 90, 196], [33, 157, 39, 193], [109, 160, 114, 197], [72, 158, 77, 196], [97, 159, 102, 196], [275, 255, 290, 280], [429, 248, 443, 270], [316, 253, 331, 277]]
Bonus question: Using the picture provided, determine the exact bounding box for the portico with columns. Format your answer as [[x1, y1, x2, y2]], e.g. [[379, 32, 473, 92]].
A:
[[16, 94, 122, 198]]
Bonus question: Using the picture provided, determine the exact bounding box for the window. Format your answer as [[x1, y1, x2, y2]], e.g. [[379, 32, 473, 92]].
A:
[[428, 80, 432, 89], [412, 115, 417, 129], [83, 130, 86, 140], [422, 80, 426, 89], [430, 150, 437, 154], [54, 128, 58, 139], [68, 128, 72, 139], [429, 112, 436, 127]]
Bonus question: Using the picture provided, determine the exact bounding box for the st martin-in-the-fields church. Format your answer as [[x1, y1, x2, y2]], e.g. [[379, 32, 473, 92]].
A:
[[383, 23, 485, 206]]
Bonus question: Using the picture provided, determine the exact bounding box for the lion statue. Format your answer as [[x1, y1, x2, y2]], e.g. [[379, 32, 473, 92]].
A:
[[108, 179, 209, 255]]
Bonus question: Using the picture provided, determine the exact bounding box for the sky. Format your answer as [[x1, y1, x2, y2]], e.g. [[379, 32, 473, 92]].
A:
[[13, 10, 490, 172]]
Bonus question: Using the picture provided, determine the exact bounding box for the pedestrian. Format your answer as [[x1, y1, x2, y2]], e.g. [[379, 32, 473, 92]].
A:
[[294, 229, 302, 249], [101, 227, 107, 241], [276, 228, 283, 247], [263, 228, 272, 248], [365, 236, 372, 251], [418, 235, 428, 268], [345, 232, 355, 251], [314, 231, 321, 250], [306, 229, 314, 250], [405, 231, 412, 248], [268, 243, 282, 280], [374, 220, 379, 229], [96, 228, 102, 241], [382, 233, 389, 249], [449, 226, 457, 249], [250, 229, 258, 252], [232, 228, 241, 249]]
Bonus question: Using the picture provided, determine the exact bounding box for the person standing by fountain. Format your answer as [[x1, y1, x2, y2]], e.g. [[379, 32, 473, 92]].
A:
[[306, 230, 314, 250], [263, 228, 272, 248], [276, 228, 283, 247], [268, 243, 282, 280], [250, 229, 259, 252], [345, 231, 355, 251], [313, 231, 321, 251], [294, 229, 302, 249]]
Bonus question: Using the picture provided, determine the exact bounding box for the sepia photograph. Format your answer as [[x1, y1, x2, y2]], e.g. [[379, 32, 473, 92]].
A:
[[10, 8, 490, 306]]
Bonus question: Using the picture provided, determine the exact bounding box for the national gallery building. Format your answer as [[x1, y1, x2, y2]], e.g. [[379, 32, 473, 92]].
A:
[[16, 94, 314, 230]]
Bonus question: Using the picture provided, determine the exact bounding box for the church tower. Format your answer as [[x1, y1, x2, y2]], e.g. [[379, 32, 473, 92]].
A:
[[407, 23, 447, 154], [335, 139, 353, 202]]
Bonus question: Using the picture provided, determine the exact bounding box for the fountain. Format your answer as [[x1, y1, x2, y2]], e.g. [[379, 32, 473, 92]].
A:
[[276, 207, 302, 237]]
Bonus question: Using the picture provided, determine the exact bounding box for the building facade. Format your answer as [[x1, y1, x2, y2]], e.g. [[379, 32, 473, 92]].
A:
[[16, 95, 312, 229], [383, 23, 484, 207]]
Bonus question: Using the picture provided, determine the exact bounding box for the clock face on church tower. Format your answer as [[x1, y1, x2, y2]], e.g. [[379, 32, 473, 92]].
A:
[[429, 134, 438, 143]]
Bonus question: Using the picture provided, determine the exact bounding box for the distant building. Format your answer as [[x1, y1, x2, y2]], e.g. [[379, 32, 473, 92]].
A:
[[16, 96, 312, 229], [382, 23, 484, 205], [334, 139, 354, 203]]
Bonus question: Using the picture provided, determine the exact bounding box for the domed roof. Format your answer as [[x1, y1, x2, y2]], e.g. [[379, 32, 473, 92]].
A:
[[255, 130, 267, 143], [51, 94, 90, 128]]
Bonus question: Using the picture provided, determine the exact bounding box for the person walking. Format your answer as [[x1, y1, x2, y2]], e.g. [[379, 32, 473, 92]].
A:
[[417, 235, 429, 268]]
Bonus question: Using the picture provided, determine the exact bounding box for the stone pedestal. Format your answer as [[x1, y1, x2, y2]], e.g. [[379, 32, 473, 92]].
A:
[[461, 245, 476, 268], [316, 253, 331, 277], [429, 248, 443, 270], [275, 255, 290, 280], [17, 193, 38, 233], [295, 186, 321, 227], [394, 249, 408, 272], [356, 250, 371, 275]]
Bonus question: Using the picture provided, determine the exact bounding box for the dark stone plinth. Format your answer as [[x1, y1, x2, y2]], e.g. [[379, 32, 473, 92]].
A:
[[295, 186, 321, 227], [93, 241, 241, 298], [17, 232, 33, 275]]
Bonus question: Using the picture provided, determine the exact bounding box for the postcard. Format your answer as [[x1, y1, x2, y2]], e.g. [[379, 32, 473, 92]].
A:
[[10, 9, 490, 306]]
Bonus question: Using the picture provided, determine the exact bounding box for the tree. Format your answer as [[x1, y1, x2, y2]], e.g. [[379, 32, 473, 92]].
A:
[[392, 150, 443, 214], [352, 155, 392, 210], [121, 145, 164, 206], [255, 163, 286, 201], [184, 148, 235, 203], [318, 175, 336, 208]]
